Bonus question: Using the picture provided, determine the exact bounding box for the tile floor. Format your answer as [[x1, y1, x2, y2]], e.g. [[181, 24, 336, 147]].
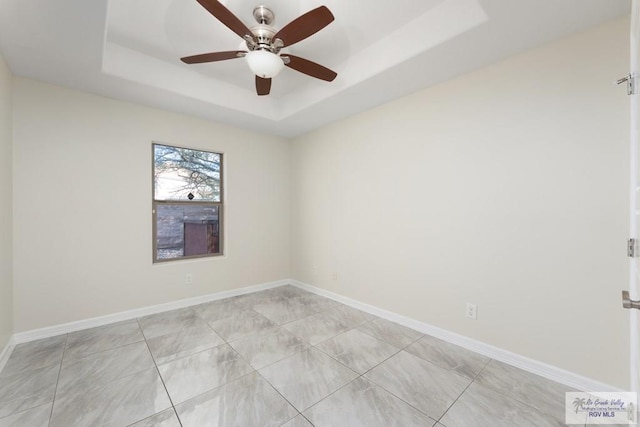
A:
[[0, 285, 581, 426]]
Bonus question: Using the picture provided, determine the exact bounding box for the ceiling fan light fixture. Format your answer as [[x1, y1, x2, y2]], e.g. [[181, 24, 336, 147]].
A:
[[245, 50, 284, 78], [181, 1, 338, 95]]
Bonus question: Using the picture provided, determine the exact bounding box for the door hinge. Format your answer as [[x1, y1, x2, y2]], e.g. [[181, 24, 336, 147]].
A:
[[623, 290, 640, 310], [616, 73, 636, 95], [629, 238, 638, 257]]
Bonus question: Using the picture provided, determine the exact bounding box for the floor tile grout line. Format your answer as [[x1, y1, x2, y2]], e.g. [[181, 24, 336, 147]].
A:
[[170, 406, 182, 427], [165, 369, 260, 412], [223, 327, 309, 420], [313, 321, 402, 349], [145, 341, 227, 369], [469, 358, 571, 423], [352, 325, 432, 378], [198, 309, 280, 344], [272, 302, 342, 327], [192, 308, 227, 344], [294, 336, 424, 420], [0, 402, 51, 423], [312, 341, 362, 371], [221, 310, 361, 420], [357, 371, 437, 421], [471, 379, 568, 425], [200, 288, 348, 330], [403, 337, 492, 381], [298, 372, 364, 419], [55, 290, 309, 361], [351, 318, 425, 349], [141, 296, 314, 368], [49, 361, 172, 414], [311, 328, 407, 374], [63, 324, 147, 363], [191, 297, 304, 378], [441, 368, 572, 426], [281, 313, 375, 348], [354, 345, 479, 422], [299, 413, 316, 427], [357, 348, 438, 419], [19, 287, 571, 426], [0, 335, 67, 377], [366, 330, 566, 424], [145, 314, 234, 367], [260, 305, 335, 327], [223, 324, 284, 345], [123, 408, 180, 427], [434, 357, 492, 424], [135, 318, 183, 427], [230, 341, 310, 372], [251, 298, 435, 419], [53, 330, 163, 400], [149, 307, 289, 414], [60, 337, 147, 364], [253, 369, 306, 424], [63, 318, 141, 340], [228, 325, 290, 346], [47, 333, 69, 427], [0, 358, 65, 382], [277, 305, 345, 328], [310, 338, 382, 377]]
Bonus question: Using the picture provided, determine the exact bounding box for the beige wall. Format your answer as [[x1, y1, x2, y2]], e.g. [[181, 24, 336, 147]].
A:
[[0, 55, 13, 349], [5, 15, 631, 388], [12, 78, 290, 332], [290, 17, 630, 388]]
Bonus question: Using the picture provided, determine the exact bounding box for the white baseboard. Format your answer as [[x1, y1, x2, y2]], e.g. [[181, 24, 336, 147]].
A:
[[6, 277, 623, 393], [0, 335, 15, 374], [12, 279, 288, 344], [290, 279, 623, 393]]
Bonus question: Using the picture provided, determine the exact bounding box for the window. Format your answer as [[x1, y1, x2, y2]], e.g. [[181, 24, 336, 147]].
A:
[[153, 143, 223, 262]]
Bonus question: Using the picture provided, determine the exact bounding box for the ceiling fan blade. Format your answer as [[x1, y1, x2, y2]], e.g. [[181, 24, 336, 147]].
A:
[[256, 76, 272, 96], [196, 0, 254, 40], [181, 51, 245, 64], [273, 6, 334, 47], [284, 54, 337, 82]]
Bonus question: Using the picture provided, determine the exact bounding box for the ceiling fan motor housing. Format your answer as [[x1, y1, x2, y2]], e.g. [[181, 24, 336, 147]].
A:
[[250, 25, 277, 49], [249, 6, 280, 53], [181, 1, 337, 95]]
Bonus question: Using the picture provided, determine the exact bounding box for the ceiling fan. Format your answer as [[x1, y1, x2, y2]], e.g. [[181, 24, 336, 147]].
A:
[[181, 0, 338, 96]]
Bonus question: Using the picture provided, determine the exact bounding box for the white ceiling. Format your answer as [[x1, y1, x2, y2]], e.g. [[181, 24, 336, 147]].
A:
[[0, 0, 631, 137]]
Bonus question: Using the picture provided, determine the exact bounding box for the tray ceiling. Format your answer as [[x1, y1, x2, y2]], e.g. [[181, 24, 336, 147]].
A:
[[0, 0, 631, 137]]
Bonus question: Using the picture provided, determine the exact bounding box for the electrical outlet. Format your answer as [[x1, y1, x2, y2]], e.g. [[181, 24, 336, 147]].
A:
[[466, 303, 477, 319], [185, 274, 193, 286], [330, 272, 338, 281], [312, 265, 319, 274]]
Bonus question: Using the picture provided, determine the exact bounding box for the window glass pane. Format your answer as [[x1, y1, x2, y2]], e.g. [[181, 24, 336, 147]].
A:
[[155, 204, 220, 260], [154, 144, 221, 202]]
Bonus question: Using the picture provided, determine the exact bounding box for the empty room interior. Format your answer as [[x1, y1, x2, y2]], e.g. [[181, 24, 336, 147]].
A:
[[0, 0, 637, 426]]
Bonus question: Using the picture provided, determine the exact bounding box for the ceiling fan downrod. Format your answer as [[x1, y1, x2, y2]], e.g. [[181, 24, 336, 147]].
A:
[[247, 5, 283, 54], [181, 0, 338, 95]]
